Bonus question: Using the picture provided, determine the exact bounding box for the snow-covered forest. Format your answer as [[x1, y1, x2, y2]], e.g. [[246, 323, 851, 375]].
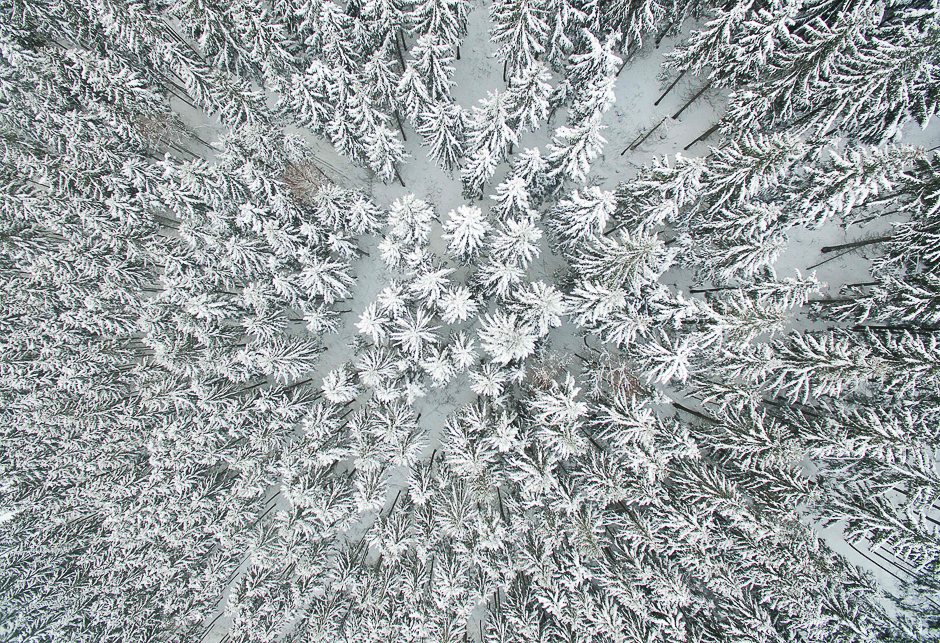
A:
[[2, 0, 940, 640]]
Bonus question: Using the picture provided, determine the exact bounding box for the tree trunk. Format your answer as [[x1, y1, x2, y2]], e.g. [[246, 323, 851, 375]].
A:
[[654, 21, 674, 48], [197, 611, 227, 643], [188, 131, 218, 151], [689, 285, 736, 294], [820, 235, 892, 254], [394, 110, 407, 141], [394, 33, 406, 70], [672, 401, 716, 423], [873, 548, 922, 581], [807, 249, 854, 271], [845, 540, 908, 585], [672, 81, 713, 120], [282, 377, 317, 394], [168, 141, 199, 160], [456, 45, 460, 60], [394, 165, 406, 187], [160, 77, 199, 109], [852, 324, 937, 334], [385, 489, 402, 516], [502, 59, 508, 83], [684, 122, 721, 150], [162, 21, 205, 62], [616, 46, 636, 76], [624, 116, 667, 153], [654, 68, 687, 106], [807, 297, 853, 305]]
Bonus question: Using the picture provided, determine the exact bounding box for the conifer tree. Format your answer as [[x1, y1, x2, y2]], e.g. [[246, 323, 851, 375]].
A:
[[465, 90, 518, 161], [548, 186, 617, 249], [574, 229, 676, 294], [726, 0, 940, 143], [506, 62, 553, 134], [601, 0, 667, 53], [511, 146, 552, 201], [442, 204, 492, 261], [545, 116, 608, 183], [397, 66, 433, 125], [410, 33, 458, 102], [490, 0, 549, 80], [479, 311, 539, 364], [490, 217, 543, 268], [415, 100, 466, 172], [412, 0, 472, 48]]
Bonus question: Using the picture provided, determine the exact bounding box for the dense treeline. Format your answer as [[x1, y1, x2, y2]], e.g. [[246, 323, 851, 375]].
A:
[[0, 0, 938, 641]]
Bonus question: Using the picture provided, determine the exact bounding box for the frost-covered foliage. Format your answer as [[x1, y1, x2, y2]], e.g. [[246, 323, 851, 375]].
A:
[[3, 0, 940, 642]]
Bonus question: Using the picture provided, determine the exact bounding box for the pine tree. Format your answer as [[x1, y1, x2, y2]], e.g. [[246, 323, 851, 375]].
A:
[[323, 366, 362, 402], [566, 32, 621, 122], [506, 62, 553, 133], [442, 204, 492, 261], [300, 255, 356, 303], [364, 121, 408, 183], [391, 307, 441, 361], [313, 0, 363, 73], [490, 0, 549, 80], [439, 285, 481, 323], [479, 311, 539, 364], [546, 115, 607, 184], [601, 0, 668, 53], [358, 302, 393, 344], [767, 330, 880, 404], [363, 0, 411, 46], [490, 176, 537, 220], [363, 35, 405, 117], [465, 90, 518, 161], [663, 0, 760, 87], [490, 217, 543, 268], [387, 194, 436, 249], [475, 257, 527, 300], [795, 143, 922, 227], [397, 66, 433, 125], [725, 1, 940, 143], [461, 147, 504, 200], [686, 229, 788, 284], [514, 281, 567, 336], [412, 0, 471, 48], [566, 29, 622, 94], [409, 265, 456, 305], [832, 273, 940, 330], [410, 33, 458, 102], [415, 101, 466, 172], [574, 230, 675, 294], [548, 187, 617, 249], [511, 147, 552, 201], [280, 61, 338, 137]]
